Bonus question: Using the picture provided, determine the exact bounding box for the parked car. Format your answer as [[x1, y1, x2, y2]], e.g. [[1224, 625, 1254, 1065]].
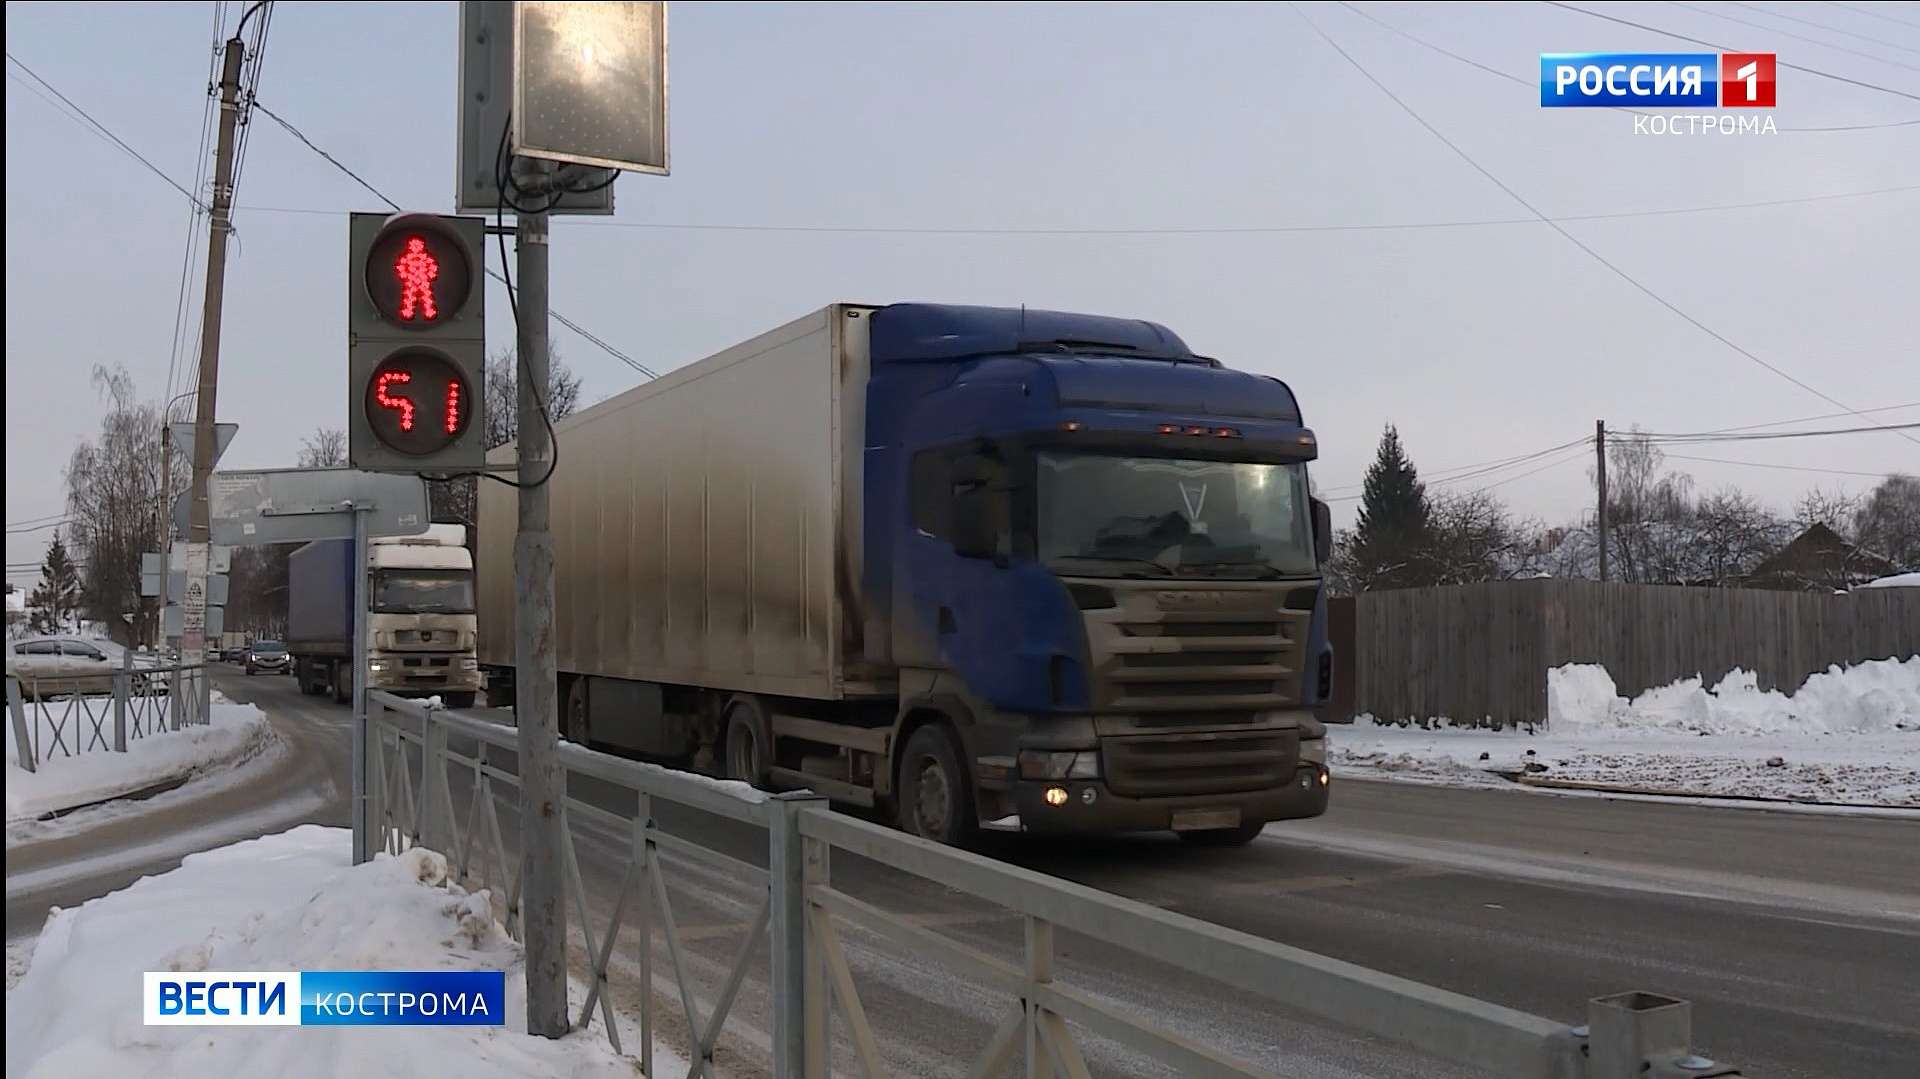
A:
[[245, 640, 291, 675], [6, 636, 116, 698], [221, 645, 249, 663]]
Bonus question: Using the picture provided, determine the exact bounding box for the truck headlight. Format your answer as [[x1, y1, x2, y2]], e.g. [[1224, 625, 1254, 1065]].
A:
[[1019, 750, 1100, 780], [1299, 737, 1326, 766], [459, 657, 479, 671]]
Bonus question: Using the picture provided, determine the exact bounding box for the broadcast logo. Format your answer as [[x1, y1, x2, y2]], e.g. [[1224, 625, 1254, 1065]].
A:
[[1540, 52, 1777, 134], [143, 971, 505, 1027]]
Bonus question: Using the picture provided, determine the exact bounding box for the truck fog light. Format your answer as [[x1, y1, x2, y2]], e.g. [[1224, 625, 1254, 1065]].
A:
[[1043, 786, 1069, 808], [1319, 767, 1330, 787]]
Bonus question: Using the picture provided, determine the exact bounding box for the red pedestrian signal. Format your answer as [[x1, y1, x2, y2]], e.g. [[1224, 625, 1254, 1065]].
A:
[[362, 218, 473, 331], [350, 212, 485, 471]]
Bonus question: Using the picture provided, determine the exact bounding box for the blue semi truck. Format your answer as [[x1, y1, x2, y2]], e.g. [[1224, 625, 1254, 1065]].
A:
[[477, 304, 1331, 845]]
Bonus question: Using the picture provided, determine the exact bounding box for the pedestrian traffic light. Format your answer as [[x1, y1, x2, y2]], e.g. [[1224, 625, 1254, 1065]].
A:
[[348, 212, 486, 472]]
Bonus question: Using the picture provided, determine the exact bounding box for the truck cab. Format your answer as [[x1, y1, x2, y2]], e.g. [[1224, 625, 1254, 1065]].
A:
[[866, 305, 1332, 844]]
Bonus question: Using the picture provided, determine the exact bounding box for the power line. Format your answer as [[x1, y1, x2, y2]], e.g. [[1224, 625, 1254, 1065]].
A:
[[3, 52, 208, 210], [6, 519, 70, 535], [1320, 435, 1589, 494], [1728, 1, 1920, 56], [1294, 4, 1920, 448], [1668, 0, 1920, 73], [166, 3, 226, 408], [1337, 1, 1919, 131], [1637, 422, 1920, 443], [1821, 1, 1920, 33], [1678, 401, 1920, 435], [255, 99, 659, 382], [1544, 1, 1920, 103], [1663, 452, 1906, 478]]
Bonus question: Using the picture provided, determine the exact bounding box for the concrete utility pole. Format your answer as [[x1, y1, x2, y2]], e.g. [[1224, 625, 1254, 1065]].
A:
[[513, 158, 569, 1037], [182, 34, 246, 676], [1596, 419, 1609, 583]]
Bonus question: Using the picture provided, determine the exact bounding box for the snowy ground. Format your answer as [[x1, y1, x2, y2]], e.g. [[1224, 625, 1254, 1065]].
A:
[[5, 693, 275, 823], [1334, 658, 1920, 808], [5, 826, 681, 1078]]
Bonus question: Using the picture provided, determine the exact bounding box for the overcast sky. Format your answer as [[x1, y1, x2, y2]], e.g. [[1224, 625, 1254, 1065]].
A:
[[7, 1, 1918, 582]]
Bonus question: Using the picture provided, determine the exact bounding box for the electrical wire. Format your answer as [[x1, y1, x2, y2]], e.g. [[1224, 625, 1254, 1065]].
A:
[[1821, 1, 1920, 33], [484, 110, 560, 490], [1662, 453, 1906, 478], [1293, 3, 1920, 447], [1544, 1, 1920, 103], [1337, 1, 1920, 131], [1727, 1, 1920, 56], [1662, 401, 1920, 436], [6, 519, 71, 535], [1318, 435, 1590, 494], [1634, 422, 1920, 443], [3, 52, 207, 210], [1668, 0, 1920, 73]]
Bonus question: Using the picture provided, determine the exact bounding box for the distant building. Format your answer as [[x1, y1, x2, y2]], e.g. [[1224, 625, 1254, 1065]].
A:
[[1740, 523, 1897, 593]]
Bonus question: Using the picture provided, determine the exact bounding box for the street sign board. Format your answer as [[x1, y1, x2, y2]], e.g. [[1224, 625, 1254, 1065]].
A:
[[168, 422, 238, 466], [163, 604, 224, 638], [142, 570, 227, 606], [512, 1, 667, 175], [456, 1, 614, 214], [174, 468, 431, 545]]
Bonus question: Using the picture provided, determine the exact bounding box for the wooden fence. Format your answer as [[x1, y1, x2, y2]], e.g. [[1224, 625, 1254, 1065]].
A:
[[1333, 581, 1919, 727]]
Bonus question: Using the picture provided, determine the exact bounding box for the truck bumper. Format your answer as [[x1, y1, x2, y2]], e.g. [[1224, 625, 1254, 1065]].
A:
[[1008, 761, 1329, 834], [368, 669, 483, 696]]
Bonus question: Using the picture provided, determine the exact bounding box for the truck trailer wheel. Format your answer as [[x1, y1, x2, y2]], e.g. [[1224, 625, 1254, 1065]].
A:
[[563, 679, 591, 745], [723, 699, 772, 788], [332, 662, 352, 705], [1176, 821, 1267, 848], [895, 724, 977, 846]]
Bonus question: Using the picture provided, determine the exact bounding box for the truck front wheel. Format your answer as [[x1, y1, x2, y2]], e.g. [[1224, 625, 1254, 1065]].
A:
[[895, 724, 976, 846]]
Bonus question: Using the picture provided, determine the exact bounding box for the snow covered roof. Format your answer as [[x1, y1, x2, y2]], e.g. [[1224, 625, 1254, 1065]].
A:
[[1858, 572, 1920, 589]]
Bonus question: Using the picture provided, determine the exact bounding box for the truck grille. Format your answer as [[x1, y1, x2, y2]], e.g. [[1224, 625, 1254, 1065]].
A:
[[1108, 616, 1295, 710], [1103, 730, 1298, 797]]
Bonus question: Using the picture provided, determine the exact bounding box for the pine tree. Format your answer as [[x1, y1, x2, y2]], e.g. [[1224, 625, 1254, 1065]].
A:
[[27, 532, 82, 634], [1348, 425, 1432, 590]]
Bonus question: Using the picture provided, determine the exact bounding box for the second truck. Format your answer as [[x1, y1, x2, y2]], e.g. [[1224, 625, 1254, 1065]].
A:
[[478, 303, 1333, 845], [288, 524, 482, 708]]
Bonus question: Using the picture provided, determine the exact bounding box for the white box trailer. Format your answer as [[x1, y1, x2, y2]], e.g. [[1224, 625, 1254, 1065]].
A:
[[477, 304, 880, 702]]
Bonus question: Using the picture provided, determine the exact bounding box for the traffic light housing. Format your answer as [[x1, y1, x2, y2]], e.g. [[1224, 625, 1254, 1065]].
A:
[[348, 212, 487, 472]]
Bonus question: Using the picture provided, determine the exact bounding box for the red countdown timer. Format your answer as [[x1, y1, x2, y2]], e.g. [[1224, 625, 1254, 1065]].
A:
[[364, 223, 473, 330], [364, 351, 472, 456]]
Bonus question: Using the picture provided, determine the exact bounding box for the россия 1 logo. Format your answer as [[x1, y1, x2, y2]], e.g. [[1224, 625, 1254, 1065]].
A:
[[1539, 52, 1776, 134]]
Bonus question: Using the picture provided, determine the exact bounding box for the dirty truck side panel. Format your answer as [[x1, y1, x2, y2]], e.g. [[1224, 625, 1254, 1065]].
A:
[[477, 305, 874, 700]]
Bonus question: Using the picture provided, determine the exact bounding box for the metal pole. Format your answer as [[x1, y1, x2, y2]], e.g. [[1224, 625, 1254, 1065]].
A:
[[114, 647, 131, 752], [769, 792, 829, 1079], [351, 505, 372, 864], [183, 36, 244, 676], [513, 158, 569, 1038], [1595, 420, 1609, 583], [156, 423, 172, 651]]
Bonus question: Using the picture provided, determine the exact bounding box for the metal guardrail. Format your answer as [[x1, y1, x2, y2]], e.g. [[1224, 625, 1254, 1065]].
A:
[[6, 662, 210, 774], [366, 690, 1742, 1079]]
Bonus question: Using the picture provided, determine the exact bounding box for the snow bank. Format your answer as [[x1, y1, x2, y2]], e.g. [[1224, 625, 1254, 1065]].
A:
[[1337, 659, 1919, 807], [1858, 572, 1920, 589], [5, 826, 653, 1079], [1548, 657, 1920, 736], [5, 697, 273, 822]]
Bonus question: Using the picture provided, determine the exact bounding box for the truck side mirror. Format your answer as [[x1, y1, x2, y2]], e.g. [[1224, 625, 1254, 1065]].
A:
[[1312, 497, 1332, 566]]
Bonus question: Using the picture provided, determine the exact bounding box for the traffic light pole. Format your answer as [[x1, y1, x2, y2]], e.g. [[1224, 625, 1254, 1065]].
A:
[[513, 159, 569, 1039], [183, 35, 245, 683]]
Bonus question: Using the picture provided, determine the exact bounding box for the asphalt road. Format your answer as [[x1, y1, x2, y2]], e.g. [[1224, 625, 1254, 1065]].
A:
[[9, 668, 1917, 1078]]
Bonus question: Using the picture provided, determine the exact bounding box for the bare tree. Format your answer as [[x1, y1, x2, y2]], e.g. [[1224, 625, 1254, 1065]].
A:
[[432, 348, 585, 531], [1855, 473, 1920, 570], [1593, 429, 1696, 583], [63, 367, 185, 645], [226, 543, 290, 638], [1690, 487, 1786, 586], [1793, 486, 1863, 538], [1423, 490, 1547, 584], [297, 427, 347, 469]]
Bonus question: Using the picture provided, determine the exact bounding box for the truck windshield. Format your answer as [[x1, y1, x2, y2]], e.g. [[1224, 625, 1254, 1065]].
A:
[[1037, 451, 1315, 579], [373, 573, 476, 614]]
